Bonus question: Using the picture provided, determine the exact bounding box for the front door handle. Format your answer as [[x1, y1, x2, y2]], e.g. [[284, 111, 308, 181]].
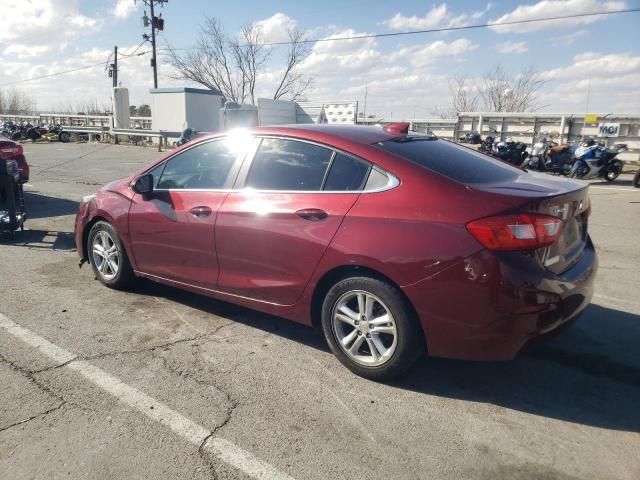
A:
[[295, 208, 328, 221], [189, 206, 213, 217]]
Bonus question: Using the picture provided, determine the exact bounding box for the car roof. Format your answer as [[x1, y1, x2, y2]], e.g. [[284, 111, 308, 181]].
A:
[[241, 124, 398, 146]]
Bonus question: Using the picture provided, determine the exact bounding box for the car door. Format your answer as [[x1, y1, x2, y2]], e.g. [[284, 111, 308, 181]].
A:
[[128, 137, 248, 288], [215, 137, 371, 305]]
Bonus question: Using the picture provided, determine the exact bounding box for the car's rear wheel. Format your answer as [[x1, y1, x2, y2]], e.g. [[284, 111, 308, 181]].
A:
[[88, 221, 136, 289], [321, 276, 424, 380]]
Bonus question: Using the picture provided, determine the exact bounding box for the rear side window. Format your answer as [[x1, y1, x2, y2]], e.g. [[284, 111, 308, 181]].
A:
[[376, 138, 520, 184], [324, 153, 370, 191], [246, 138, 333, 191]]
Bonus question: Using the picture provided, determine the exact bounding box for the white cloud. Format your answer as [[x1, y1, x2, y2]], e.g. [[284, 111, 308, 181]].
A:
[[382, 3, 493, 30], [392, 39, 478, 67], [0, 0, 100, 56], [299, 30, 381, 77], [489, 0, 626, 33], [496, 41, 528, 54], [537, 51, 640, 112], [253, 13, 297, 43], [540, 51, 640, 80], [113, 0, 138, 19], [551, 29, 588, 45]]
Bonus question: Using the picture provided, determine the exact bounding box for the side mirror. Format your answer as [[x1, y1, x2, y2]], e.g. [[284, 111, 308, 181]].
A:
[[133, 173, 154, 194]]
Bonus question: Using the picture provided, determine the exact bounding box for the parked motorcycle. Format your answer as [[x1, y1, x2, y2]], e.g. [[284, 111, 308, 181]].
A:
[[458, 131, 482, 144], [522, 131, 574, 175], [568, 138, 627, 181], [493, 139, 529, 166], [477, 128, 528, 166]]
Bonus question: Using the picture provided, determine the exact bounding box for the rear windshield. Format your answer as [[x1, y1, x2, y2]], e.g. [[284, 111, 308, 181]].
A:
[[375, 137, 520, 184]]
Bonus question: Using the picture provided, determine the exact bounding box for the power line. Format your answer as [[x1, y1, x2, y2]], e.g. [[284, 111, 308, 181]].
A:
[[0, 52, 152, 87], [258, 8, 640, 46], [1, 7, 637, 87], [120, 40, 148, 57]]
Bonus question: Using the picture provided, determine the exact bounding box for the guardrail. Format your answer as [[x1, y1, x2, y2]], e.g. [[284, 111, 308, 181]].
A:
[[111, 128, 182, 151], [0, 114, 153, 130]]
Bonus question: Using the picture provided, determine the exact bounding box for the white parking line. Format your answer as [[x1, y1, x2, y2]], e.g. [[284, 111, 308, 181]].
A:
[[594, 293, 634, 305], [589, 186, 640, 192], [0, 313, 294, 480]]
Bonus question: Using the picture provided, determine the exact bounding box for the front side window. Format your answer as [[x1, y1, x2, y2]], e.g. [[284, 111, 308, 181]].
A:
[[157, 139, 243, 190], [245, 138, 333, 191]]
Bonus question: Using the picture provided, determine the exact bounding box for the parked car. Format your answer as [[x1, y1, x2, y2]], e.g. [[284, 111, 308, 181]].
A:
[[0, 134, 29, 183], [74, 124, 597, 380]]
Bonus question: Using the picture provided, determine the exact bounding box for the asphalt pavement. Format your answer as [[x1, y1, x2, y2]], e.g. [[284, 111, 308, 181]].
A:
[[1, 142, 639, 479]]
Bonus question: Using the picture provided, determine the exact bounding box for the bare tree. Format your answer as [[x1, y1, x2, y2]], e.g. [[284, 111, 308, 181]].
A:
[[449, 76, 479, 113], [438, 66, 547, 114], [272, 26, 312, 101], [478, 65, 547, 112], [55, 99, 111, 115], [430, 76, 479, 118], [0, 89, 36, 114], [168, 17, 312, 104]]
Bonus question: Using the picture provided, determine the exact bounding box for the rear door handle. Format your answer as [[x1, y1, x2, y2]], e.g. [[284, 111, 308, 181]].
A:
[[189, 206, 213, 217], [295, 208, 328, 221]]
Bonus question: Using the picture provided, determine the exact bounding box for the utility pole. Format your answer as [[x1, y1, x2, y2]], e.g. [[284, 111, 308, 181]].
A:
[[107, 46, 118, 87], [140, 0, 167, 89], [113, 46, 118, 88], [149, 0, 157, 88]]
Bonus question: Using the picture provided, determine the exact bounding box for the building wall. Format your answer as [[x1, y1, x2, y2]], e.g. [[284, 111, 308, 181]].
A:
[[151, 92, 186, 132], [185, 92, 223, 132], [257, 99, 297, 125]]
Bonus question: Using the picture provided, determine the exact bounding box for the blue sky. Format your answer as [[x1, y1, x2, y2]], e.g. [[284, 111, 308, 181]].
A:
[[0, 0, 639, 118]]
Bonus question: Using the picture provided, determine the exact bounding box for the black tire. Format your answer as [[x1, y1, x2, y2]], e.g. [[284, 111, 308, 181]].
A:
[[87, 221, 137, 290], [58, 131, 70, 143], [603, 161, 622, 182], [633, 171, 640, 188], [321, 276, 424, 381]]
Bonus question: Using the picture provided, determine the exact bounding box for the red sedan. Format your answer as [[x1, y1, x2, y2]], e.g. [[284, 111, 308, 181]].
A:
[[74, 124, 597, 379], [0, 134, 29, 183]]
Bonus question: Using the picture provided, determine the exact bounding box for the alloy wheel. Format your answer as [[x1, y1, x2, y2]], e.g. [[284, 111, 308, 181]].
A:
[[332, 290, 398, 367], [92, 231, 119, 281]]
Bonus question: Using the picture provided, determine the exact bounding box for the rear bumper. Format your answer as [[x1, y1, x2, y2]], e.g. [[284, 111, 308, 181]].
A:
[[403, 239, 598, 361]]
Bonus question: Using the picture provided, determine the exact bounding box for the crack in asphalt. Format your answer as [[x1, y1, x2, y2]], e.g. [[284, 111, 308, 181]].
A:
[[0, 401, 66, 434], [1, 323, 241, 478], [151, 340, 241, 479], [7, 322, 235, 376]]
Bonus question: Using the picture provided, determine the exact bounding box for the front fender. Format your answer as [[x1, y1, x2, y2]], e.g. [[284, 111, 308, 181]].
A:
[[78, 188, 135, 267]]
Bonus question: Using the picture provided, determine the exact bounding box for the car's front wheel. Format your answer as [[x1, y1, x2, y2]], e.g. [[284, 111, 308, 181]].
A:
[[321, 276, 424, 380], [88, 221, 136, 289]]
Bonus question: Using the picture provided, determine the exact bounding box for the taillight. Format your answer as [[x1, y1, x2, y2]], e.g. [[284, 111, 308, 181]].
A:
[[466, 214, 563, 251], [0, 142, 23, 159]]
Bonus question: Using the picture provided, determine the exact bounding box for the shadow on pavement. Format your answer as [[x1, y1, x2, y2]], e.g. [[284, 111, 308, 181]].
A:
[[24, 191, 79, 220], [0, 229, 75, 250], [135, 280, 640, 432], [394, 304, 640, 433]]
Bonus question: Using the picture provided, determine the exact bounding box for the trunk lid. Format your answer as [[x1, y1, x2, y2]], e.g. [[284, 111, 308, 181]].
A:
[[476, 171, 590, 275]]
